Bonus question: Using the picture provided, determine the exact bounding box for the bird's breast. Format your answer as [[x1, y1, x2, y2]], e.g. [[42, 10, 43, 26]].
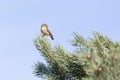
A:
[[41, 27, 50, 35]]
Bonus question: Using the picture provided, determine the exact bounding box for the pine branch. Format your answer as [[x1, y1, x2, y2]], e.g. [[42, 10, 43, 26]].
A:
[[112, 53, 118, 80], [33, 62, 49, 77], [70, 32, 89, 48], [33, 32, 120, 80], [34, 37, 65, 80]]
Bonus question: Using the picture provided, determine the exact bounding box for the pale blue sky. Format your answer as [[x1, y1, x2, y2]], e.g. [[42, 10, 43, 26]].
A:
[[0, 0, 120, 80]]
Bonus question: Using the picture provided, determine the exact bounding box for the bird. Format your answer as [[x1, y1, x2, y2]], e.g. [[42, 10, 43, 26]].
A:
[[41, 23, 54, 40]]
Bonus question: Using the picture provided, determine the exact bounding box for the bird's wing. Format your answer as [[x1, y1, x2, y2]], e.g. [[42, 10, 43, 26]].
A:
[[46, 26, 52, 35], [46, 27, 54, 40]]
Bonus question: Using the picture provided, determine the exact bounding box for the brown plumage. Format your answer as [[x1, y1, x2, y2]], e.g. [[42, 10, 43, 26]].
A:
[[41, 24, 54, 40]]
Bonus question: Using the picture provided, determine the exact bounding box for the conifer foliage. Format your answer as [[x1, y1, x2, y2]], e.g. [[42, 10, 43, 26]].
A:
[[33, 32, 120, 80]]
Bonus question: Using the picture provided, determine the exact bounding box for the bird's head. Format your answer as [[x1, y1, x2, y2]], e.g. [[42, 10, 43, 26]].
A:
[[41, 23, 48, 28]]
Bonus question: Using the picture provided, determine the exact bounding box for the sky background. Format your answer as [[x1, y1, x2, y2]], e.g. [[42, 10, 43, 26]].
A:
[[0, 0, 120, 80]]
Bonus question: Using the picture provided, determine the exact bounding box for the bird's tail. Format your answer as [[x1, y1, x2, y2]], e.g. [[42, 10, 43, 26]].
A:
[[50, 34, 54, 40]]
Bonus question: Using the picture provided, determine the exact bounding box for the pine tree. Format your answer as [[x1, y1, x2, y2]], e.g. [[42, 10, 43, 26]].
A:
[[33, 32, 120, 80]]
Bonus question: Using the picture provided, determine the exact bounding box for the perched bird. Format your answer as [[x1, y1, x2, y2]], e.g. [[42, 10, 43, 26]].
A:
[[41, 24, 54, 40]]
